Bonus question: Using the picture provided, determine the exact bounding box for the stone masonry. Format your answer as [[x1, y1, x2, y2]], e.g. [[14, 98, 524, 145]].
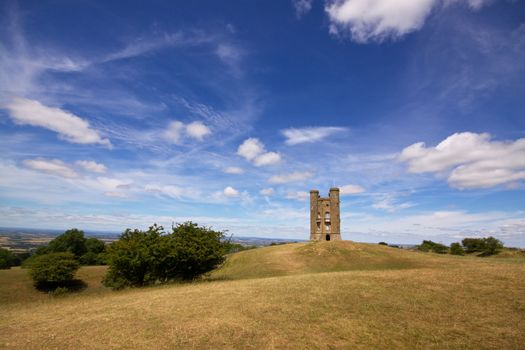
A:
[[310, 188, 341, 241]]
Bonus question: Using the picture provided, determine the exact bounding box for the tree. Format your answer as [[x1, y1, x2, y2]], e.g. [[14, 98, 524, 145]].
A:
[[450, 242, 465, 255], [481, 237, 503, 256], [165, 222, 227, 281], [79, 237, 106, 265], [0, 248, 16, 269], [47, 229, 87, 258], [103, 222, 228, 289], [461, 237, 504, 256], [462, 238, 485, 253], [417, 240, 448, 254], [29, 252, 79, 289]]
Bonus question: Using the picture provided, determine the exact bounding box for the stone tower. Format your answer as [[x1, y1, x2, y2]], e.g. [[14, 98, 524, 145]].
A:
[[310, 188, 341, 241]]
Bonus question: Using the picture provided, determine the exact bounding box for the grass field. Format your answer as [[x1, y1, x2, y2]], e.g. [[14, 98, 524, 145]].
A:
[[1, 241, 524, 349]]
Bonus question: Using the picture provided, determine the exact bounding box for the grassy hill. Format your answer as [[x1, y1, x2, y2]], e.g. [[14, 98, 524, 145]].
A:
[[1, 241, 524, 349]]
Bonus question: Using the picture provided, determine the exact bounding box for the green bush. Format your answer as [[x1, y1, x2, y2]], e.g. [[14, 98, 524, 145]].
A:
[[0, 248, 17, 269], [450, 242, 465, 255], [417, 240, 448, 254], [378, 242, 388, 246], [29, 252, 79, 289], [461, 237, 504, 256], [103, 222, 228, 289], [28, 229, 106, 266]]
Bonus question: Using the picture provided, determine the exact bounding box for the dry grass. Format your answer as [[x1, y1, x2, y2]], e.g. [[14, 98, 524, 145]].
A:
[[1, 241, 524, 349]]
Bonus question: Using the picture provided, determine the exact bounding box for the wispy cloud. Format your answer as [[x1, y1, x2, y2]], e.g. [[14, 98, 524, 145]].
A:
[[281, 126, 347, 145], [268, 171, 313, 184], [23, 158, 79, 179]]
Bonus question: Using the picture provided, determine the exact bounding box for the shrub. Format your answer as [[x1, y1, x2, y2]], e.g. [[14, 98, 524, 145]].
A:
[[417, 240, 448, 254], [461, 237, 504, 256], [481, 237, 503, 256], [378, 242, 388, 246], [29, 252, 79, 290], [450, 242, 465, 255], [103, 222, 228, 289], [47, 229, 87, 258], [0, 248, 16, 269]]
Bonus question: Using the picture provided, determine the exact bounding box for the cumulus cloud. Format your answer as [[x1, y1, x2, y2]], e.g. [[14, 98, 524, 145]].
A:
[[292, 0, 314, 17], [185, 121, 211, 140], [164, 120, 211, 144], [76, 160, 107, 173], [339, 184, 365, 195], [399, 132, 525, 189], [282, 126, 347, 145], [6, 97, 111, 147], [23, 158, 79, 179], [223, 186, 240, 197], [237, 138, 281, 167], [285, 191, 310, 201], [268, 171, 313, 184], [253, 152, 282, 167], [260, 187, 275, 196], [325, 0, 490, 43], [223, 166, 244, 174]]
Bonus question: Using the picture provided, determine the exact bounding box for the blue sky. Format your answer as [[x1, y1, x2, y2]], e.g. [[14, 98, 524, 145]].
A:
[[1, 0, 524, 246]]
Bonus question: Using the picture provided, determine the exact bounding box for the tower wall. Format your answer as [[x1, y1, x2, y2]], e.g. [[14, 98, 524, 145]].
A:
[[310, 190, 320, 241], [329, 188, 341, 241]]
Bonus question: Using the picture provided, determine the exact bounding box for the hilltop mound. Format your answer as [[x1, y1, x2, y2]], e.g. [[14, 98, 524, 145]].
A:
[[212, 240, 437, 280]]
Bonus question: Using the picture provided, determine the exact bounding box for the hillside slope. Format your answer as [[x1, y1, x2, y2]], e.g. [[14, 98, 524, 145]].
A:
[[212, 240, 450, 280], [1, 241, 524, 349]]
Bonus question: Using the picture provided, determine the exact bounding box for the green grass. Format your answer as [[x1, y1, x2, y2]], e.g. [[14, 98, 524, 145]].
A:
[[1, 241, 524, 349]]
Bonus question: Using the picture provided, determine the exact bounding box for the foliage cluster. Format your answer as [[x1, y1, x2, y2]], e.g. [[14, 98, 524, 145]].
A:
[[103, 222, 228, 289], [26, 229, 106, 266], [29, 252, 80, 290], [417, 240, 449, 254], [0, 248, 31, 269], [417, 237, 504, 256]]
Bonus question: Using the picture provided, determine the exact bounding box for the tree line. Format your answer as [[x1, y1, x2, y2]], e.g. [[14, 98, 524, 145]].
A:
[[2, 222, 234, 293], [416, 237, 504, 256]]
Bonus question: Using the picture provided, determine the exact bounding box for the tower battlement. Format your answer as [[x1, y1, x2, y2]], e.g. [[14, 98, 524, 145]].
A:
[[310, 188, 341, 241]]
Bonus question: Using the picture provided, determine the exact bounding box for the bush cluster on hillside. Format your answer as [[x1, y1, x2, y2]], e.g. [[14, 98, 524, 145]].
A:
[[23, 229, 106, 291], [0, 248, 31, 269], [417, 237, 503, 256], [103, 222, 228, 290], [26, 229, 107, 267], [29, 252, 80, 290]]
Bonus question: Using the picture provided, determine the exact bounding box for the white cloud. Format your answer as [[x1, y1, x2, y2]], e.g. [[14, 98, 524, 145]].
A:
[[285, 191, 310, 201], [163, 120, 211, 144], [163, 121, 185, 144], [282, 126, 346, 145], [223, 166, 244, 174], [399, 132, 525, 189], [292, 0, 314, 17], [268, 171, 313, 184], [23, 158, 79, 179], [6, 97, 111, 147], [223, 186, 240, 197], [145, 184, 186, 199], [237, 138, 281, 167], [76, 160, 107, 173], [260, 187, 275, 196], [340, 184, 365, 195], [237, 138, 265, 161], [325, 0, 490, 43], [372, 195, 414, 212], [186, 121, 211, 140], [253, 152, 282, 166]]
